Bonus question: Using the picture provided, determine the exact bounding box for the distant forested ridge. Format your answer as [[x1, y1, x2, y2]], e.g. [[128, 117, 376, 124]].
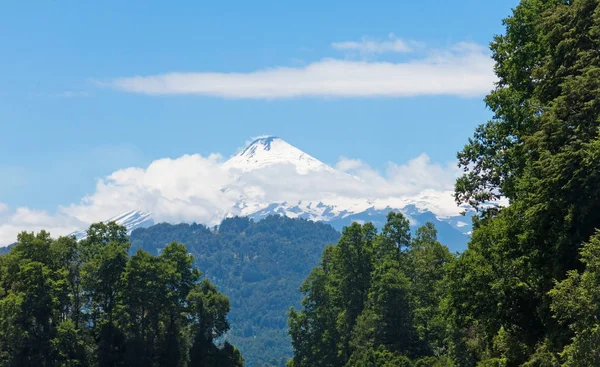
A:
[[0, 222, 243, 367], [288, 0, 600, 365], [129, 216, 341, 367]]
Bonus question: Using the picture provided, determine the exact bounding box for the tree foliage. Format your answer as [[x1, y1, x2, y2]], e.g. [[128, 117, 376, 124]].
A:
[[449, 0, 600, 365], [0, 222, 243, 367], [288, 213, 454, 366]]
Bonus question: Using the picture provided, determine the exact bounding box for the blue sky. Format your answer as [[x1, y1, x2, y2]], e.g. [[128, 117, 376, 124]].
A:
[[0, 0, 518, 243]]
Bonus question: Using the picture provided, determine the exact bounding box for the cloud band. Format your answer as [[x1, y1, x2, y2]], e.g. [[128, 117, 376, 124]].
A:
[[108, 43, 495, 99]]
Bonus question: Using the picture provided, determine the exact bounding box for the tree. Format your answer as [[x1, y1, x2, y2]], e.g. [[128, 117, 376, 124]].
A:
[[81, 224, 129, 366], [158, 242, 201, 366], [288, 222, 378, 367], [51, 319, 87, 367], [351, 260, 419, 358], [407, 223, 454, 355], [289, 214, 451, 366], [450, 0, 600, 364], [0, 231, 66, 366], [454, 0, 564, 213], [189, 280, 244, 366], [550, 231, 600, 366], [330, 223, 377, 362], [121, 249, 165, 365], [288, 265, 339, 367], [0, 223, 243, 366]]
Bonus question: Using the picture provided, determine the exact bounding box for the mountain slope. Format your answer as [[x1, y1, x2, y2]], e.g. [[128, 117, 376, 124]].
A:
[[68, 210, 154, 240]]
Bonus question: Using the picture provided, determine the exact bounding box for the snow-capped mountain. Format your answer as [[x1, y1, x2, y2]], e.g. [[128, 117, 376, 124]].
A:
[[68, 210, 154, 240], [224, 136, 335, 174], [64, 136, 472, 251], [222, 137, 471, 251], [246, 201, 471, 252]]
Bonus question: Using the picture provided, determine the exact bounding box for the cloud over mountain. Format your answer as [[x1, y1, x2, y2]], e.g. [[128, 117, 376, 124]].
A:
[[0, 137, 462, 246]]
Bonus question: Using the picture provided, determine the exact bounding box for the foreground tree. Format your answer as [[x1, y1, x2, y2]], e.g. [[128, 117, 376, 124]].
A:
[[288, 213, 454, 367], [0, 231, 63, 366], [448, 0, 600, 364], [550, 232, 600, 366], [0, 222, 243, 366]]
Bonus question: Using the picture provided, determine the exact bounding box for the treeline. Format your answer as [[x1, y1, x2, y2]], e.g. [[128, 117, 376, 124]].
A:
[[0, 222, 243, 367], [288, 0, 600, 366]]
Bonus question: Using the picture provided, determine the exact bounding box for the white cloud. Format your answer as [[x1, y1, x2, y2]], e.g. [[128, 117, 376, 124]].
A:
[[106, 42, 495, 99], [0, 146, 464, 246], [335, 157, 364, 172], [385, 153, 460, 194], [61, 153, 234, 225], [0, 207, 88, 246], [332, 34, 415, 54]]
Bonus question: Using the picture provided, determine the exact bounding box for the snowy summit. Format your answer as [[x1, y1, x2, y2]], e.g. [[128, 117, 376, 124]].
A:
[[224, 136, 335, 174]]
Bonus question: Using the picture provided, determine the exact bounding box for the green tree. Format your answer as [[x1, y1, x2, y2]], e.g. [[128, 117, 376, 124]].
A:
[[158, 242, 201, 366], [189, 280, 243, 366], [121, 249, 166, 365], [449, 0, 600, 364], [288, 264, 339, 367], [0, 231, 66, 366], [81, 223, 129, 366], [51, 319, 87, 367], [330, 223, 377, 362], [407, 223, 454, 356], [550, 231, 600, 366], [0, 222, 243, 366], [50, 236, 84, 329], [289, 214, 452, 366], [288, 222, 378, 367], [351, 260, 419, 359]]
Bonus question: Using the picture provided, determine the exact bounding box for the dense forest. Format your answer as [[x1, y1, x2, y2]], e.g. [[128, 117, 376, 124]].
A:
[[288, 0, 600, 366], [0, 222, 244, 366], [129, 216, 340, 367]]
